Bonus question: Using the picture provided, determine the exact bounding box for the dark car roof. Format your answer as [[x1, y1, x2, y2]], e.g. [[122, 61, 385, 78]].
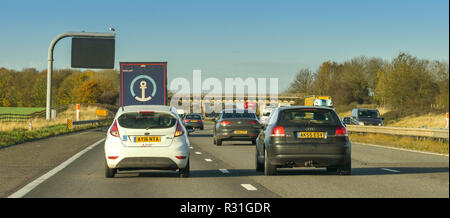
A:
[[221, 109, 254, 112], [276, 106, 336, 111]]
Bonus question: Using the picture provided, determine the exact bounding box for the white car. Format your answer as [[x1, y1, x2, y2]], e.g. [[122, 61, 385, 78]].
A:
[[104, 105, 190, 178], [260, 106, 276, 124]]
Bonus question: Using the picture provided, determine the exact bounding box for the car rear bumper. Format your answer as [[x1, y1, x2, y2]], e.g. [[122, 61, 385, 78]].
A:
[[216, 128, 260, 141], [185, 122, 204, 128], [104, 136, 190, 170], [267, 143, 350, 167]]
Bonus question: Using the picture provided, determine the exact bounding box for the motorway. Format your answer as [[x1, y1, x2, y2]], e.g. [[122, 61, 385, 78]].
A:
[[1, 122, 448, 198]]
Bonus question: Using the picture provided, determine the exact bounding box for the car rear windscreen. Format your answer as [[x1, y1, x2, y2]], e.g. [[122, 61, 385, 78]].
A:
[[118, 112, 177, 129], [358, 110, 380, 119], [186, 114, 201, 119], [278, 109, 340, 126], [222, 111, 257, 119]]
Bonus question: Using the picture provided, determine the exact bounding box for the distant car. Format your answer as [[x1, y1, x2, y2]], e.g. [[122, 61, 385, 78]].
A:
[[213, 109, 262, 146], [260, 106, 276, 125], [351, 108, 384, 126], [104, 105, 190, 178], [342, 117, 352, 125], [255, 106, 351, 176], [184, 113, 204, 130]]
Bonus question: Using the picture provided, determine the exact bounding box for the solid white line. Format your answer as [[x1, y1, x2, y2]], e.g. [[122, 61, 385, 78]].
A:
[[190, 146, 193, 149], [204, 158, 213, 162], [8, 138, 105, 198], [354, 142, 449, 157], [381, 168, 401, 173], [195, 152, 202, 155], [241, 184, 257, 191], [219, 169, 230, 174]]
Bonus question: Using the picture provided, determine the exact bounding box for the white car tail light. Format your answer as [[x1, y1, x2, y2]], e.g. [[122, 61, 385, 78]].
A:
[[110, 120, 120, 137]]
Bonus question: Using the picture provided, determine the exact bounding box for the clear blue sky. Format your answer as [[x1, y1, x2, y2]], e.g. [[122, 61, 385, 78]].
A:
[[0, 0, 448, 92]]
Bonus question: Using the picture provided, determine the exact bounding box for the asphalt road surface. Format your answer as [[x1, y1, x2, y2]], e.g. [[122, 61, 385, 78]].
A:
[[2, 122, 449, 198]]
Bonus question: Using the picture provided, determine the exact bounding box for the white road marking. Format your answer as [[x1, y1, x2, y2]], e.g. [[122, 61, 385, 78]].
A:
[[8, 138, 105, 198], [195, 152, 202, 155], [219, 169, 230, 174], [241, 184, 257, 191], [355, 142, 449, 157], [381, 168, 400, 173], [190, 146, 193, 149], [204, 158, 213, 162]]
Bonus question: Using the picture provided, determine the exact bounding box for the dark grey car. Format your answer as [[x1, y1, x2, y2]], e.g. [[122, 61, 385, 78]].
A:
[[183, 114, 204, 130], [255, 106, 351, 176], [350, 108, 384, 126], [213, 109, 262, 146]]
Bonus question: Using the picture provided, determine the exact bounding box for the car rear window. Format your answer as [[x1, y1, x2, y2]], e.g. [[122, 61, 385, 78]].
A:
[[278, 109, 340, 126], [358, 110, 380, 119], [186, 114, 201, 119], [118, 112, 177, 129], [222, 111, 257, 119]]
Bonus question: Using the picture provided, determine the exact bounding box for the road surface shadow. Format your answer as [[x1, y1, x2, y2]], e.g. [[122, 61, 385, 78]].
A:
[[113, 167, 448, 178], [187, 134, 214, 137]]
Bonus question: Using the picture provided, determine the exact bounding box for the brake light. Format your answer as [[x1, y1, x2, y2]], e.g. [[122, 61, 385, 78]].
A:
[[335, 126, 347, 136], [140, 111, 154, 114], [271, 126, 285, 137], [110, 120, 120, 137], [220, 121, 231, 126], [184, 119, 190, 122], [174, 121, 184, 137], [249, 120, 259, 125], [198, 120, 203, 123]]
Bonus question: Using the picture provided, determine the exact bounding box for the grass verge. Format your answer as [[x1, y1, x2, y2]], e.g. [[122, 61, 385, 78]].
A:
[[0, 121, 111, 148], [349, 133, 449, 155]]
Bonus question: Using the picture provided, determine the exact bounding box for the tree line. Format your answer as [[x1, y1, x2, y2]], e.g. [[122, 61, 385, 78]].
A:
[[0, 68, 120, 107], [287, 53, 449, 112]]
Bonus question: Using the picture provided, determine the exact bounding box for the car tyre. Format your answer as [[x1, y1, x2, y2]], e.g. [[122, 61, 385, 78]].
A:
[[179, 159, 190, 178], [264, 149, 276, 176], [216, 139, 222, 146], [256, 149, 264, 172], [213, 136, 217, 144], [326, 167, 338, 172], [338, 159, 351, 176], [105, 161, 116, 178], [251, 139, 256, 145]]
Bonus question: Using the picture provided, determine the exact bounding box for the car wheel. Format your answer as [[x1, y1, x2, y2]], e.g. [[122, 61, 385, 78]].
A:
[[326, 167, 338, 172], [201, 126, 204, 130], [179, 159, 190, 178], [216, 139, 222, 146], [105, 161, 116, 178], [264, 149, 276, 176], [338, 159, 351, 175], [251, 139, 256, 145], [213, 136, 217, 144], [256, 148, 264, 172]]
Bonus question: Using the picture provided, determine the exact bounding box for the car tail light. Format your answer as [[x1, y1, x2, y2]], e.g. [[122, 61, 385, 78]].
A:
[[335, 126, 347, 136], [220, 121, 231, 126], [140, 111, 154, 114], [198, 120, 203, 122], [108, 156, 119, 160], [249, 120, 259, 125], [176, 156, 186, 159], [110, 120, 120, 137], [184, 119, 190, 122], [271, 126, 285, 137], [174, 121, 184, 137]]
